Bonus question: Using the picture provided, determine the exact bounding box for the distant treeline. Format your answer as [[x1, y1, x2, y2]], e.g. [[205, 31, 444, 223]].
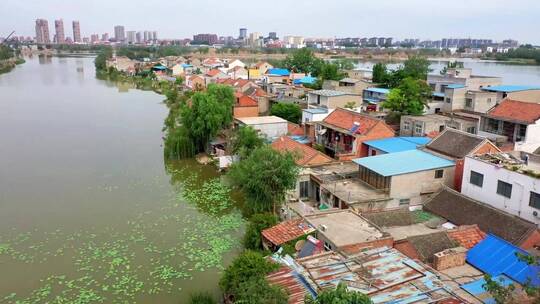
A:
[[485, 45, 540, 64]]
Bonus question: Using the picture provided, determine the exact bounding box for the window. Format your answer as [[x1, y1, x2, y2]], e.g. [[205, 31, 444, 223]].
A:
[[530, 192, 540, 210], [445, 97, 452, 103], [439, 125, 445, 132], [324, 241, 332, 251], [414, 123, 423, 134], [465, 98, 473, 109], [470, 171, 484, 187], [466, 127, 476, 134], [486, 118, 500, 133], [434, 169, 444, 179], [299, 181, 309, 198], [403, 121, 411, 130], [399, 199, 410, 206], [517, 124, 527, 142], [497, 180, 512, 198], [435, 108, 441, 113], [487, 98, 492, 103]]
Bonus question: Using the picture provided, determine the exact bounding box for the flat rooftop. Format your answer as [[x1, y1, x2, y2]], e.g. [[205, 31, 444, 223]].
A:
[[321, 178, 389, 204], [353, 150, 455, 177], [305, 210, 384, 247], [472, 153, 540, 176], [235, 115, 287, 125], [305, 162, 359, 183], [385, 223, 446, 241]]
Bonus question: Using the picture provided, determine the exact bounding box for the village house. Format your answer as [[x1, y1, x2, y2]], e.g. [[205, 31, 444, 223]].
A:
[[346, 68, 372, 80], [271, 136, 334, 201], [303, 210, 392, 252], [226, 66, 248, 79], [315, 108, 395, 160], [481, 85, 540, 103], [186, 74, 205, 90], [204, 68, 229, 84], [322, 77, 372, 95], [233, 93, 259, 119], [234, 116, 288, 139], [261, 218, 315, 252], [307, 90, 362, 109], [106, 56, 138, 75], [423, 128, 500, 191], [461, 152, 540, 225], [262, 68, 291, 85], [201, 57, 223, 69], [363, 136, 431, 156], [224, 59, 245, 70], [479, 99, 540, 152], [252, 61, 273, 76], [171, 63, 193, 76], [400, 113, 479, 137], [270, 246, 467, 304], [362, 87, 390, 112], [321, 149, 455, 211], [424, 188, 540, 250]]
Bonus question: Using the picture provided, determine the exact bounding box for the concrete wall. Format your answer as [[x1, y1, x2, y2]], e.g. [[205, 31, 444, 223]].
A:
[[507, 90, 540, 103], [462, 157, 540, 225], [247, 122, 288, 138], [390, 166, 455, 207], [308, 94, 362, 109], [465, 91, 498, 113]]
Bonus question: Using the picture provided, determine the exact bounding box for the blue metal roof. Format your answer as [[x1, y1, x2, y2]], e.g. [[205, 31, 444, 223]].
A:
[[467, 234, 540, 287], [446, 84, 466, 89], [267, 68, 290, 76], [365, 87, 390, 94], [461, 275, 515, 304], [481, 85, 540, 93], [181, 63, 193, 68], [432, 92, 445, 98], [363, 137, 431, 154], [289, 135, 311, 145], [303, 107, 328, 114], [352, 150, 454, 176]]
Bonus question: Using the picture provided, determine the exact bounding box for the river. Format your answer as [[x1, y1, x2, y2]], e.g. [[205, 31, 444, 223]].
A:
[[355, 58, 540, 85], [0, 55, 244, 303]]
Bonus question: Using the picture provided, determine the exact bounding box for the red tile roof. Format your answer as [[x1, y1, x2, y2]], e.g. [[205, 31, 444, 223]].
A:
[[236, 95, 258, 107], [271, 136, 334, 166], [447, 225, 486, 249], [206, 69, 221, 77], [287, 122, 305, 136], [262, 218, 315, 246], [267, 266, 308, 304], [322, 108, 387, 135], [487, 99, 540, 124]]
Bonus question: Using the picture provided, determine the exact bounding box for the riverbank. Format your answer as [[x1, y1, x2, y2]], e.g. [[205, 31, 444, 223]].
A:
[[0, 57, 25, 75]]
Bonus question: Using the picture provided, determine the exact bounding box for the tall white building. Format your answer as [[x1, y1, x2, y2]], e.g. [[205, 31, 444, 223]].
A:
[[72, 21, 81, 43], [54, 19, 65, 44], [126, 31, 136, 44], [114, 25, 125, 42], [35, 19, 51, 44]]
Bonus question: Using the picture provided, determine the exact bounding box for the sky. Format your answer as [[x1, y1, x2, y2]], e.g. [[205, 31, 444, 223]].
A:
[[1, 0, 540, 44]]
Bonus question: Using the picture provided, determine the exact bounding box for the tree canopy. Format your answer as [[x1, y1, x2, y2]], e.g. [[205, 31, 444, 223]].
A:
[[372, 55, 432, 89], [270, 103, 302, 124], [180, 84, 235, 151], [382, 77, 432, 115], [283, 48, 322, 74], [228, 145, 299, 214], [219, 250, 286, 304], [372, 63, 387, 84], [243, 213, 278, 251], [305, 283, 373, 304], [230, 126, 265, 159]]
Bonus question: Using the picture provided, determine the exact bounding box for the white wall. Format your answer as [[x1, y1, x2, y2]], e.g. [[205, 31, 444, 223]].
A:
[[462, 157, 540, 225], [248, 122, 288, 138], [302, 109, 334, 124]]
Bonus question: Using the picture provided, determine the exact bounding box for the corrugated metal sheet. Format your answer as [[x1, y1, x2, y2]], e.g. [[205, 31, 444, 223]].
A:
[[467, 234, 540, 287], [352, 150, 455, 176]]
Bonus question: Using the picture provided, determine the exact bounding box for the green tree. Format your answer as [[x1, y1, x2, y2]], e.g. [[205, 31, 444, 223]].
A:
[[305, 283, 373, 304], [189, 292, 217, 304], [228, 146, 299, 214], [344, 101, 357, 110], [0, 45, 15, 60], [382, 77, 432, 115], [234, 277, 288, 304], [180, 84, 235, 151], [372, 63, 388, 84], [243, 213, 278, 250], [231, 126, 265, 159], [402, 55, 432, 80], [94, 47, 113, 71], [315, 62, 347, 81], [271, 103, 302, 123], [440, 61, 464, 75], [219, 250, 283, 303], [283, 48, 323, 74], [483, 275, 518, 304]]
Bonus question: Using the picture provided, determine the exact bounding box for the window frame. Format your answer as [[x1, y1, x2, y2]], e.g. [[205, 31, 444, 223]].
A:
[[530, 191, 540, 210], [469, 171, 484, 187], [434, 169, 444, 179], [496, 180, 512, 198]]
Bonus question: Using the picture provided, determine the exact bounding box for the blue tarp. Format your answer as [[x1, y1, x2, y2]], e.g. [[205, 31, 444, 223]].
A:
[[293, 76, 317, 85], [446, 84, 465, 89], [352, 150, 454, 176], [363, 137, 431, 154], [467, 234, 540, 287], [365, 87, 390, 94], [267, 68, 290, 76]]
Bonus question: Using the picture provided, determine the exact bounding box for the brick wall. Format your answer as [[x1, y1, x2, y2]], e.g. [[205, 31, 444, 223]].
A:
[[454, 159, 464, 192], [234, 106, 259, 118], [433, 247, 467, 270], [520, 229, 540, 250]]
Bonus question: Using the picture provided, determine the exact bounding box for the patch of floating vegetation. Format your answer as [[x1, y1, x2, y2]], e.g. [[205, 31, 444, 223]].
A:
[[0, 169, 244, 303]]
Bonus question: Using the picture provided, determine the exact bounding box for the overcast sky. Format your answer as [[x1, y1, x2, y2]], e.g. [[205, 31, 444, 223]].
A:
[[2, 0, 539, 44]]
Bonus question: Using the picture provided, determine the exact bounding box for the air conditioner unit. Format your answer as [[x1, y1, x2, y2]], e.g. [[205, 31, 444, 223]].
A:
[[533, 211, 538, 217]]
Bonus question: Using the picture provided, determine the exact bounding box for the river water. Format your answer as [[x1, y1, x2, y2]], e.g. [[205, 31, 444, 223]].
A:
[[0, 56, 243, 303]]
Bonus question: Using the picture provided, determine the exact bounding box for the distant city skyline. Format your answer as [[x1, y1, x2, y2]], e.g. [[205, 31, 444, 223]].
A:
[[2, 0, 539, 44]]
